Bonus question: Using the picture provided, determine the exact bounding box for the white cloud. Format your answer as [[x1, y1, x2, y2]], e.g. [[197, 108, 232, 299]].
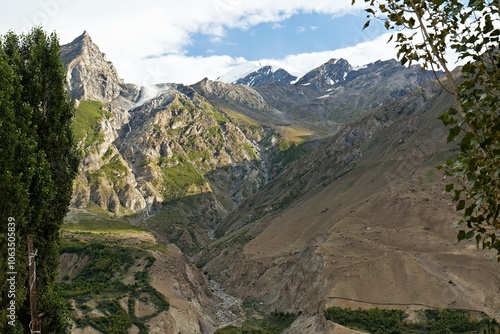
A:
[[0, 0, 378, 84], [130, 54, 250, 86], [1, 0, 364, 47], [261, 32, 400, 77], [296, 26, 306, 33], [295, 25, 319, 33], [123, 32, 400, 86], [1, 0, 472, 87]]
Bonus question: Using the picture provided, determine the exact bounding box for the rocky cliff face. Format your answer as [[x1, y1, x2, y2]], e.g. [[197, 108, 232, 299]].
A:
[[192, 78, 273, 113], [61, 31, 127, 102], [256, 58, 443, 126], [63, 33, 287, 254], [62, 32, 137, 209], [235, 66, 297, 87], [70, 89, 274, 253], [295, 58, 353, 90]]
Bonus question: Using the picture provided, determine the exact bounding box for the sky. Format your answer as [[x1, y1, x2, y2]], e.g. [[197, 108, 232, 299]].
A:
[[0, 0, 402, 85]]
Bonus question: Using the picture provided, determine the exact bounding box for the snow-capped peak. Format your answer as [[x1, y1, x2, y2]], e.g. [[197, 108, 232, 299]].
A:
[[217, 63, 260, 84]]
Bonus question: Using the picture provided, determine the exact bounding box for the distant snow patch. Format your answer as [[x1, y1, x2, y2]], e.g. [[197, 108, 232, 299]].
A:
[[217, 63, 260, 83], [135, 84, 175, 107], [353, 64, 369, 71]]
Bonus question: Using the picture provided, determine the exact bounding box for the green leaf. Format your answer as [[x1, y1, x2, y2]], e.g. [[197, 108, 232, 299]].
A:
[[445, 183, 454, 192], [465, 230, 475, 239], [484, 15, 493, 33], [466, 172, 476, 183], [401, 56, 408, 66], [461, 63, 475, 74], [438, 111, 458, 126], [464, 204, 475, 217], [457, 200, 466, 211], [460, 132, 475, 151], [408, 17, 415, 28], [447, 126, 461, 142], [438, 112, 450, 124], [457, 230, 467, 241]]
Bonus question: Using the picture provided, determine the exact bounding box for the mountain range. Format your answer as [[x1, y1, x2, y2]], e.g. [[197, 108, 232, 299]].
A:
[[59, 31, 500, 333], [233, 65, 297, 86]]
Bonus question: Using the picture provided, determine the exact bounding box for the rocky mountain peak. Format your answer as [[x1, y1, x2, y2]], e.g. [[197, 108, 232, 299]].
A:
[[77, 30, 92, 45], [234, 65, 297, 87], [295, 58, 353, 90], [61, 31, 125, 102]]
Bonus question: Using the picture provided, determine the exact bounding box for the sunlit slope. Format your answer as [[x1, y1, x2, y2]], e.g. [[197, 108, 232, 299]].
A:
[[202, 81, 500, 321]]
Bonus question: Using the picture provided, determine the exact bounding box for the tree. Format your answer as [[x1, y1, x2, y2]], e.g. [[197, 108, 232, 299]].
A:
[[352, 0, 500, 257], [0, 27, 79, 333]]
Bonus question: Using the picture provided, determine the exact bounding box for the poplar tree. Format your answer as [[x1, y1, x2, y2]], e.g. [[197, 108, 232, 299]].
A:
[[0, 27, 79, 333]]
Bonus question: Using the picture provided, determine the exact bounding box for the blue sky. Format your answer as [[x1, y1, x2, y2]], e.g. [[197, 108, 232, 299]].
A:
[[0, 0, 398, 85], [185, 13, 385, 60]]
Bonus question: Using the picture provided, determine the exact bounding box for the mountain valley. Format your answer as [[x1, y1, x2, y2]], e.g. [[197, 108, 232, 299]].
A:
[[60, 31, 500, 334]]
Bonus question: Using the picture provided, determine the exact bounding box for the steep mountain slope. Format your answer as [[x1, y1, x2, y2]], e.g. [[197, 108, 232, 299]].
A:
[[60, 32, 260, 333], [191, 78, 307, 140], [64, 32, 309, 255], [256, 59, 442, 128], [234, 66, 297, 87], [200, 80, 500, 328], [61, 31, 130, 102], [59, 31, 500, 334], [310, 59, 441, 122], [206, 58, 440, 140], [295, 58, 352, 90], [118, 85, 274, 253], [65, 32, 440, 228], [60, 210, 240, 334]]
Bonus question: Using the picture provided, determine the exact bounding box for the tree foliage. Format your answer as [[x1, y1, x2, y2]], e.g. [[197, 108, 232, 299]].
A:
[[324, 307, 499, 333], [353, 0, 500, 257], [0, 27, 79, 333], [214, 311, 298, 334]]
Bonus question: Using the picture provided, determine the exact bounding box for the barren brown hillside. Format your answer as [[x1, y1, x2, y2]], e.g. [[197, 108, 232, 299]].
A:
[[201, 81, 500, 329]]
